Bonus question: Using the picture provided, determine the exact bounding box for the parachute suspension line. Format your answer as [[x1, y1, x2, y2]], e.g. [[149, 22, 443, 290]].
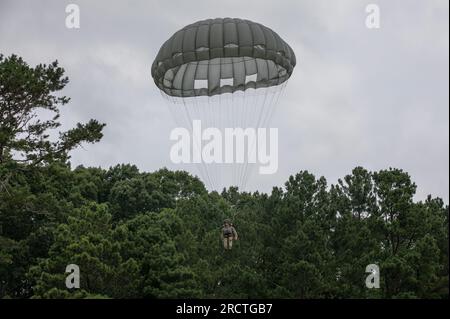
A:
[[218, 93, 223, 192], [238, 56, 258, 190], [236, 86, 269, 190], [207, 96, 217, 191], [223, 92, 229, 193], [254, 84, 285, 187], [216, 93, 223, 190], [210, 94, 215, 190], [202, 95, 216, 190], [228, 91, 233, 192], [184, 94, 215, 191], [211, 95, 221, 190], [235, 87, 249, 191], [191, 94, 206, 187], [244, 84, 283, 190], [202, 94, 210, 188], [261, 81, 287, 135], [238, 88, 259, 190], [160, 81, 287, 193], [231, 91, 237, 190], [236, 88, 250, 190], [218, 94, 222, 192], [241, 86, 259, 190], [225, 91, 231, 192], [208, 58, 220, 191], [227, 91, 232, 191], [237, 89, 260, 191], [212, 91, 221, 190], [161, 91, 179, 127], [240, 83, 287, 190], [234, 57, 247, 192], [232, 88, 238, 193], [160, 91, 213, 189]]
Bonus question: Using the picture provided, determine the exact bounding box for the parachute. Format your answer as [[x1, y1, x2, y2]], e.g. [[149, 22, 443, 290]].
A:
[[152, 18, 296, 191]]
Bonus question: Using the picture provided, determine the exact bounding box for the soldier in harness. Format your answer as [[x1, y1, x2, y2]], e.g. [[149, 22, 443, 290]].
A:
[[221, 219, 238, 250]]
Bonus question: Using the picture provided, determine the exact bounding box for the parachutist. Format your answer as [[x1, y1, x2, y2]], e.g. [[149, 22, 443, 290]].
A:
[[221, 219, 238, 250]]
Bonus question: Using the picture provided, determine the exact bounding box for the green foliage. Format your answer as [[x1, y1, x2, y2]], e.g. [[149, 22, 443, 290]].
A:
[[1, 161, 447, 300], [0, 54, 105, 165]]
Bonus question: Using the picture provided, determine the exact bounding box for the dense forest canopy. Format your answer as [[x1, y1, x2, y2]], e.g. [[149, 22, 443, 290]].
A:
[[0, 54, 448, 299]]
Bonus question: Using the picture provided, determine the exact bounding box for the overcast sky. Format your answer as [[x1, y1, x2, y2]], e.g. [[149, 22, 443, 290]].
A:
[[1, 0, 448, 202]]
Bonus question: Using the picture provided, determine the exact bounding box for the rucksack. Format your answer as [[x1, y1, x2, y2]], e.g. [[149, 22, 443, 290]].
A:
[[223, 227, 233, 238]]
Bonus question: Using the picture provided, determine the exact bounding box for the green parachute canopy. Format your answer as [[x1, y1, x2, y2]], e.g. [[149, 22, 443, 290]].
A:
[[151, 18, 296, 97]]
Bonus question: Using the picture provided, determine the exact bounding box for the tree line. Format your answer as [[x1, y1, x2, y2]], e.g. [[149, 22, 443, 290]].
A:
[[0, 54, 448, 298]]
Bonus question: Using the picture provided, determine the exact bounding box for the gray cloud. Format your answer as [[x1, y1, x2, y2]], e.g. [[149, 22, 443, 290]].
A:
[[1, 0, 448, 201]]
